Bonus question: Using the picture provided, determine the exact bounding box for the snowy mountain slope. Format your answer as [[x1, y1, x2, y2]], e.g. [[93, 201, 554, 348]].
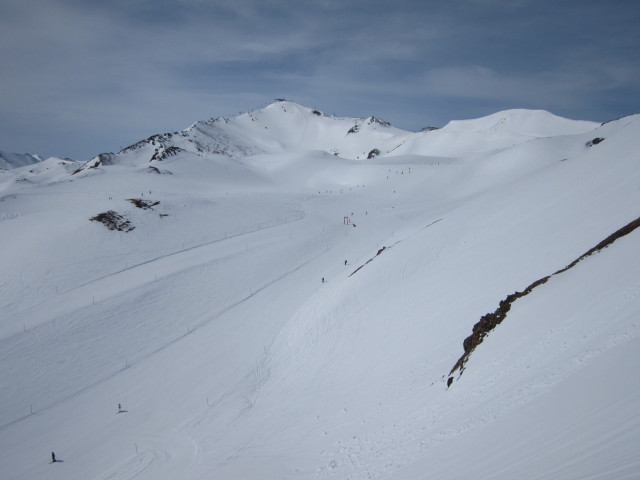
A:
[[0, 106, 638, 480], [0, 150, 42, 170], [213, 102, 410, 159], [389, 109, 600, 158], [0, 150, 43, 170], [0, 156, 78, 190]]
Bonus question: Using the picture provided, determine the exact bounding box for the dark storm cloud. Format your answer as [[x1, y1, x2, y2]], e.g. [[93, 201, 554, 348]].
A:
[[1, 0, 639, 159]]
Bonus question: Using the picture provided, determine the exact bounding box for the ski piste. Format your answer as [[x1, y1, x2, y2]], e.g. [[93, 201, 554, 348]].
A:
[[1, 103, 639, 480]]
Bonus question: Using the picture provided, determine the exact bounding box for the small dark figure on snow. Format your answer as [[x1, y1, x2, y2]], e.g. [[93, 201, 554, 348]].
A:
[[322, 277, 325, 283], [51, 451, 56, 463], [118, 403, 122, 412], [344, 260, 347, 265]]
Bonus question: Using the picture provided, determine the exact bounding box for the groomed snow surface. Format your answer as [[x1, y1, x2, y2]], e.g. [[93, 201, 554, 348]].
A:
[[1, 103, 639, 479]]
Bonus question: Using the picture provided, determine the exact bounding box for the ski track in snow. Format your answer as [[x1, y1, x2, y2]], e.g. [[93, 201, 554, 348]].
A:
[[99, 451, 154, 480], [0, 211, 325, 429], [5, 209, 305, 332]]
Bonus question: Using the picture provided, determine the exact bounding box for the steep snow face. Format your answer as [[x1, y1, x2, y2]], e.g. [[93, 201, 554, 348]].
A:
[[1, 106, 638, 480], [0, 151, 42, 170]]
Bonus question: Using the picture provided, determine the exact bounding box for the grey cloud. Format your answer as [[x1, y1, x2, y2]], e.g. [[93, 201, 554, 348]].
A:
[[1, 0, 639, 158], [421, 66, 621, 109]]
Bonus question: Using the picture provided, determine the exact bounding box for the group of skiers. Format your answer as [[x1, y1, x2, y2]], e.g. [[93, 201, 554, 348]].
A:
[[322, 260, 349, 283]]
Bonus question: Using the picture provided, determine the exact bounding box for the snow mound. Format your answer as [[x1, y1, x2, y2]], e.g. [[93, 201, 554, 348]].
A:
[[443, 109, 599, 137]]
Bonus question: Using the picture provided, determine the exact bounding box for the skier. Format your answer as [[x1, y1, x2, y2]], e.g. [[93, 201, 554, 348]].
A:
[[344, 260, 347, 265], [118, 403, 122, 413], [322, 277, 325, 283], [51, 451, 56, 463]]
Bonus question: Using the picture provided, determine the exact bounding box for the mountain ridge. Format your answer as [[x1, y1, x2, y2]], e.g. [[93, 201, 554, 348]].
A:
[[67, 101, 600, 174]]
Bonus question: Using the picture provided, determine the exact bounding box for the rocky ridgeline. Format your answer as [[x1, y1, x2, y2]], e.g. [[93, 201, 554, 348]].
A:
[[448, 214, 640, 387]]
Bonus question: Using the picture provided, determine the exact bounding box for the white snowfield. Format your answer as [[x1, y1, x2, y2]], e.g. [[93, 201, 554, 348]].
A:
[[0, 102, 638, 480]]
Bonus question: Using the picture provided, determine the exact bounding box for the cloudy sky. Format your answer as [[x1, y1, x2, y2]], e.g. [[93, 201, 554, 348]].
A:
[[2, 0, 639, 160]]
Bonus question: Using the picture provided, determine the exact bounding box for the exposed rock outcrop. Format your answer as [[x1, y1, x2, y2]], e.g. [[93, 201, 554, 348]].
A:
[[449, 215, 640, 381]]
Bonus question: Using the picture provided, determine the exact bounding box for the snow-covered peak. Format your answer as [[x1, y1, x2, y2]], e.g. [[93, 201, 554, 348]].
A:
[[442, 109, 599, 137]]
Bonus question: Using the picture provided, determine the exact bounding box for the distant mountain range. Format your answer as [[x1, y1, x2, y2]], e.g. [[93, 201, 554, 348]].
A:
[[2, 102, 600, 173], [67, 101, 600, 175], [0, 150, 43, 170]]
